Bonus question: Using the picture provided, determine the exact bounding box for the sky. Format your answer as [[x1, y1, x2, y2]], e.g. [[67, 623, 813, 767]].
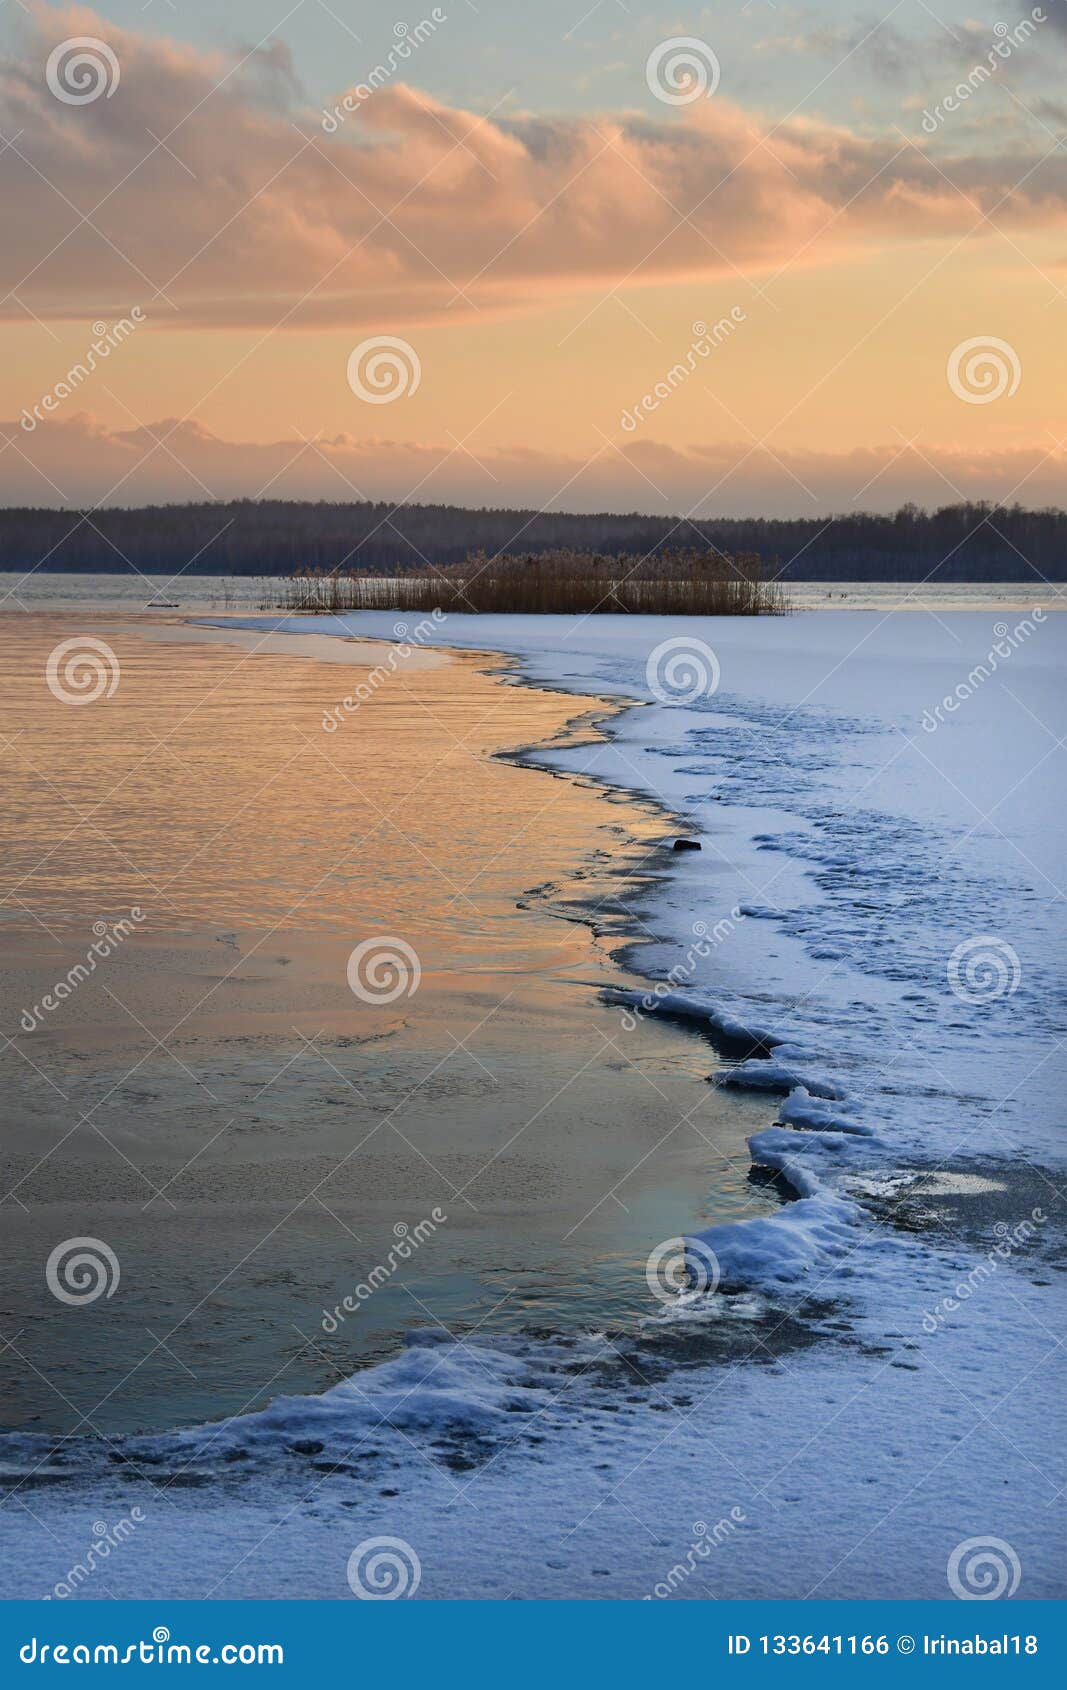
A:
[[0, 0, 1065, 514]]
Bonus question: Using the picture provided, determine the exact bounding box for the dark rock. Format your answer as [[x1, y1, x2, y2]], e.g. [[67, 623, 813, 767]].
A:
[[672, 838, 701, 852]]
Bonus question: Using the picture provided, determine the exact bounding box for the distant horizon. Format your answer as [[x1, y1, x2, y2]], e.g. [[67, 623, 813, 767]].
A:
[[0, 490, 1065, 522], [3, 3, 1066, 521]]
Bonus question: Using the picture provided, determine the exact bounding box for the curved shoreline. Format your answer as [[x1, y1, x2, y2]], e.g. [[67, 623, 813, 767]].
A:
[[467, 642, 878, 1298], [191, 612, 880, 1305], [200, 610, 1064, 1301], [1, 606, 1062, 1598], [0, 609, 773, 1444]]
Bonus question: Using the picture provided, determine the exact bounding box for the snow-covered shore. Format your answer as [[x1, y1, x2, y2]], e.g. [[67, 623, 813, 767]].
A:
[[2, 608, 1062, 1600]]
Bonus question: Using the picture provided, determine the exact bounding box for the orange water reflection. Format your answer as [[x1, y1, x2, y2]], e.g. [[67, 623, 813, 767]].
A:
[[0, 617, 651, 962]]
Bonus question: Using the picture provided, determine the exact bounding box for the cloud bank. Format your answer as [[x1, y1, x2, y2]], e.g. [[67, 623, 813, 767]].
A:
[[2, 412, 1061, 518], [2, 4, 1066, 328]]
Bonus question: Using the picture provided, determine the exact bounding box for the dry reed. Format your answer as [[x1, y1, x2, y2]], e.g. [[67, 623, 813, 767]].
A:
[[272, 547, 785, 616]]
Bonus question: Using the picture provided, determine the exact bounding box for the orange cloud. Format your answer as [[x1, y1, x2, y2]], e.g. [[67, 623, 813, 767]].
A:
[[3, 5, 1066, 329]]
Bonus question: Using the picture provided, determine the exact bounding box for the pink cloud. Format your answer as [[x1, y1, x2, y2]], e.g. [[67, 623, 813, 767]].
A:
[[2, 411, 1062, 517], [2, 6, 1066, 328]]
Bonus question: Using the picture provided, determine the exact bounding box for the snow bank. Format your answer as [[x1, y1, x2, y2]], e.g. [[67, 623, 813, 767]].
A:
[[605, 986, 779, 1055], [716, 1057, 844, 1099], [689, 1193, 860, 1291], [778, 1087, 873, 1136], [147, 1332, 550, 1467]]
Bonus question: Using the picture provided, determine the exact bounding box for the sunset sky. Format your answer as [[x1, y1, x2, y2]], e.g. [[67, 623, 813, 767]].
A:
[[1, 0, 1065, 514]]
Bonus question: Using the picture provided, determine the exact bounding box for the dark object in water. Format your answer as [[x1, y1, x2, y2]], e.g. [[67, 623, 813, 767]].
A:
[[281, 545, 783, 616], [673, 838, 701, 852]]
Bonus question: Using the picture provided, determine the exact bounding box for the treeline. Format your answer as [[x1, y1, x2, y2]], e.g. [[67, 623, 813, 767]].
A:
[[0, 498, 1063, 580]]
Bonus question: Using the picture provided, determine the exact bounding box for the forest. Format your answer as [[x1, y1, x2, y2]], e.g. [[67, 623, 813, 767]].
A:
[[0, 498, 1062, 581]]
